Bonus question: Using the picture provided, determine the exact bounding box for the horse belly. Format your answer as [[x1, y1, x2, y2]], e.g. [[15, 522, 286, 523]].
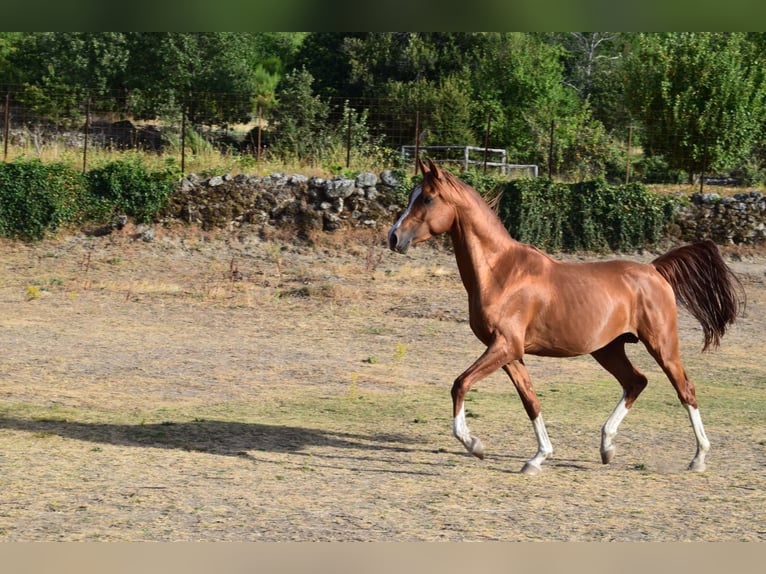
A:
[[524, 295, 635, 357]]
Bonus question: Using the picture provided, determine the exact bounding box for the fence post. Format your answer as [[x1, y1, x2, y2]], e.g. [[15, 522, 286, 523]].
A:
[[413, 111, 420, 174], [256, 104, 262, 163], [82, 94, 90, 174], [345, 107, 352, 169], [483, 113, 491, 174], [548, 119, 555, 179], [181, 99, 187, 174], [625, 124, 633, 185], [700, 128, 708, 194], [3, 92, 9, 161]]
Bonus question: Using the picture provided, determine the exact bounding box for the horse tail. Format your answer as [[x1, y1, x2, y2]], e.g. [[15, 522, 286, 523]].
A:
[[651, 240, 745, 351]]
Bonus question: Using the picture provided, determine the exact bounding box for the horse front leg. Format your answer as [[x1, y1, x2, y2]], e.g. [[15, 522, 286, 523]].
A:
[[503, 360, 553, 475], [451, 342, 511, 460]]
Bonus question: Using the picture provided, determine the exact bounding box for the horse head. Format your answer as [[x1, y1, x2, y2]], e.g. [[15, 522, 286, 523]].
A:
[[387, 158, 457, 253]]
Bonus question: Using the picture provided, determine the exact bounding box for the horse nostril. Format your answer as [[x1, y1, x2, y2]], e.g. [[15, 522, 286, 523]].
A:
[[388, 230, 398, 251]]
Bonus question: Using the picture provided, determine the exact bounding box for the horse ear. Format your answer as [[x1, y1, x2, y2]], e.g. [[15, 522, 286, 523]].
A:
[[417, 157, 429, 176], [427, 158, 443, 179]]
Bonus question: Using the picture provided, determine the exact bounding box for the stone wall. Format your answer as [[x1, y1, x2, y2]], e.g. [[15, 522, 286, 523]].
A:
[[673, 191, 766, 245], [163, 170, 404, 237], [163, 171, 766, 247]]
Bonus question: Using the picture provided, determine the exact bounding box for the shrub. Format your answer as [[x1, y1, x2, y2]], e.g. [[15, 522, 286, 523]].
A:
[[499, 178, 679, 252], [87, 155, 177, 223], [0, 159, 89, 240], [635, 155, 688, 184]]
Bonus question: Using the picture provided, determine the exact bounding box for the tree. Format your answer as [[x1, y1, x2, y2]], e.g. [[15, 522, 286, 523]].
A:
[[541, 32, 635, 132], [124, 33, 264, 127], [269, 67, 330, 162], [344, 33, 474, 92], [471, 32, 607, 171], [340, 33, 489, 146], [249, 33, 305, 111], [291, 33, 361, 100], [625, 33, 766, 182], [4, 32, 130, 120], [383, 72, 476, 147], [0, 32, 23, 83]]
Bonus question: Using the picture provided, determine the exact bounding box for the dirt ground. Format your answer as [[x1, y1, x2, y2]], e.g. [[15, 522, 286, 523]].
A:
[[0, 225, 764, 541]]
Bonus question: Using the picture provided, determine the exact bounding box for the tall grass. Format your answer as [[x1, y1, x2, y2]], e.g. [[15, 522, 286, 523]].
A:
[[3, 138, 398, 180]]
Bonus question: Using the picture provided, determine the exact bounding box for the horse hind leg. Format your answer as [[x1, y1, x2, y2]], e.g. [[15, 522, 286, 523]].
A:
[[643, 339, 710, 472], [684, 404, 710, 471], [591, 340, 648, 465]]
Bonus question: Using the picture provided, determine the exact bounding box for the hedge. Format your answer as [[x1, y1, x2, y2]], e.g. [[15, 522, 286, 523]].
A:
[[0, 157, 177, 240], [403, 170, 680, 252], [0, 159, 88, 240], [497, 178, 679, 252]]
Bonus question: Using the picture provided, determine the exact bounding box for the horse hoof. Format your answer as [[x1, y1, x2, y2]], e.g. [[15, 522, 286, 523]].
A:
[[601, 446, 615, 464], [469, 437, 485, 460], [521, 462, 542, 476], [688, 460, 706, 472]]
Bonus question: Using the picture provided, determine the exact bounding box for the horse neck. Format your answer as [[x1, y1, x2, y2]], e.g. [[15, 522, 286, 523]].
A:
[[447, 188, 519, 295]]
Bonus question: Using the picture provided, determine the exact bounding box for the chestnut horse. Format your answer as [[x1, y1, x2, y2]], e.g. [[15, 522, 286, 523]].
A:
[[388, 158, 744, 475]]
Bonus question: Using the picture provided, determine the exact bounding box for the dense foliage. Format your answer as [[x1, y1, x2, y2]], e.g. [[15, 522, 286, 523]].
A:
[[0, 33, 764, 246], [625, 33, 766, 183], [1, 32, 764, 182], [0, 159, 87, 240], [499, 178, 678, 252], [87, 156, 177, 223], [395, 169, 679, 252], [0, 158, 177, 239]]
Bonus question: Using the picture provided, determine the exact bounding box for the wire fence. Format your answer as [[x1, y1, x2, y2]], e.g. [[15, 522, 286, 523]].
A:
[[0, 86, 742, 188], [1, 92, 550, 183]]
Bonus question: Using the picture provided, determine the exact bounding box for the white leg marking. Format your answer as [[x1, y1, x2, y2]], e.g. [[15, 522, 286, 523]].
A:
[[685, 405, 710, 472], [387, 186, 421, 240], [522, 415, 553, 475], [453, 404, 485, 459], [453, 404, 470, 443], [601, 393, 630, 464]]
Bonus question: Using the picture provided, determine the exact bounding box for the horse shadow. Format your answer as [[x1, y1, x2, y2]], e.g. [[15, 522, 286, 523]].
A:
[[0, 416, 598, 475], [0, 415, 423, 462]]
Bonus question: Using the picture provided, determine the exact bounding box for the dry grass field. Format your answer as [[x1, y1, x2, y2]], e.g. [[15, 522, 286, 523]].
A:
[[0, 225, 764, 541]]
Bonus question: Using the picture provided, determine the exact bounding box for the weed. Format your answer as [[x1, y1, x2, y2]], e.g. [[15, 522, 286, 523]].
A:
[[301, 454, 315, 472], [365, 243, 383, 274], [349, 372, 359, 398], [32, 414, 68, 423], [264, 242, 284, 286], [393, 342, 407, 362], [229, 257, 243, 283], [25, 285, 41, 300]]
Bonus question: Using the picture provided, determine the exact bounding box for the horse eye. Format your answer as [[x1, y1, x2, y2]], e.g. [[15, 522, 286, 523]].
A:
[[422, 195, 434, 206]]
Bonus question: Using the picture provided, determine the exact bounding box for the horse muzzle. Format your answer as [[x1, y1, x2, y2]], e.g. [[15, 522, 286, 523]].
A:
[[387, 227, 411, 254]]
